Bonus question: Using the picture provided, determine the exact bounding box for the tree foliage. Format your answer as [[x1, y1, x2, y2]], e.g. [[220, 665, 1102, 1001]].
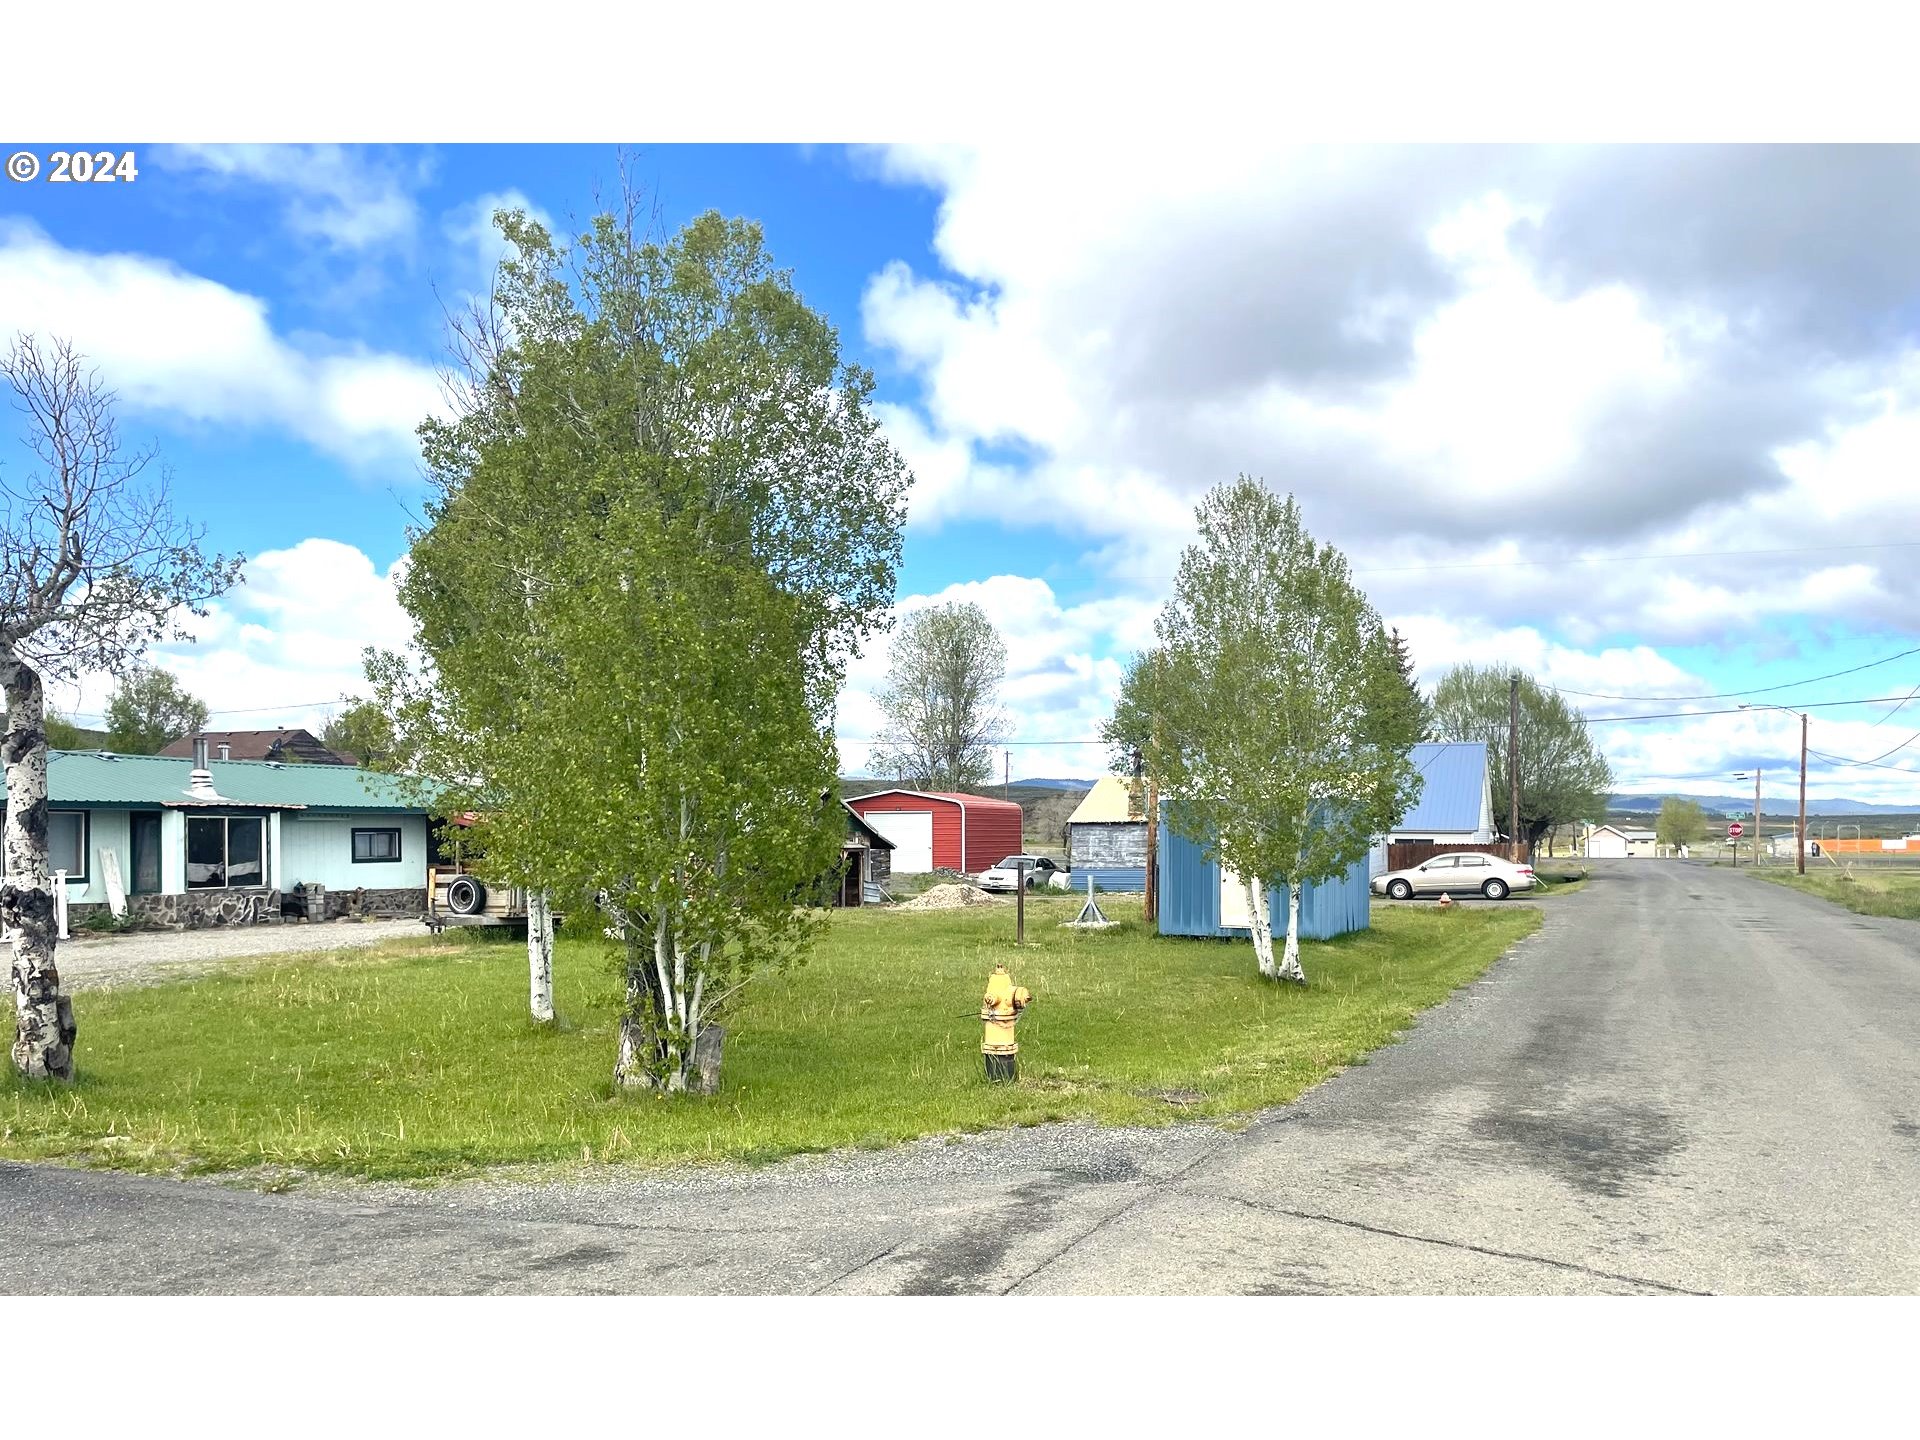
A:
[[1, 334, 240, 1080], [1655, 796, 1707, 850], [1374, 627, 1433, 744], [320, 696, 397, 769], [103, 664, 209, 754], [1134, 477, 1423, 982], [866, 601, 1008, 790], [378, 201, 910, 1089], [1430, 664, 1612, 852]]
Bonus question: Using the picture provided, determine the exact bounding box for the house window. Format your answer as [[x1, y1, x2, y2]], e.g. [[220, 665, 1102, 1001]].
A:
[[49, 810, 89, 882], [187, 816, 267, 890], [352, 827, 402, 863]]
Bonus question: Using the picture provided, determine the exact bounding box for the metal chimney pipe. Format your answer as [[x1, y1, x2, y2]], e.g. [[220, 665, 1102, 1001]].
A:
[[193, 735, 209, 770]]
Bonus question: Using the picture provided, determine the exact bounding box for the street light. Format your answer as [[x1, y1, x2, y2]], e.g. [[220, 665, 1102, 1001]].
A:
[[1738, 702, 1810, 876]]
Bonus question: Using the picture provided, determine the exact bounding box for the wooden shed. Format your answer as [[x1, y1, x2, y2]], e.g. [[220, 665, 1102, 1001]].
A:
[[1064, 776, 1148, 892], [843, 789, 1024, 876]]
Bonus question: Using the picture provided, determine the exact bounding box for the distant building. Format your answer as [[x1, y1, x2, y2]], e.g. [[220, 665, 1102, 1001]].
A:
[[841, 790, 1023, 875], [158, 728, 350, 765], [1370, 741, 1497, 875], [1586, 824, 1656, 858], [1063, 776, 1148, 892]]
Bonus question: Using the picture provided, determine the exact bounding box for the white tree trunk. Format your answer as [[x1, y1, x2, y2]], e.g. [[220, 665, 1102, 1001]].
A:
[[2, 652, 75, 1079], [526, 888, 555, 1023], [1248, 878, 1277, 978], [1276, 882, 1307, 985]]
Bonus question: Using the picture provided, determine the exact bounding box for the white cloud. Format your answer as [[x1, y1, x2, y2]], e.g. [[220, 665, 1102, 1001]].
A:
[[158, 145, 421, 253], [0, 220, 448, 466], [857, 143, 1920, 651], [54, 539, 413, 736], [836, 575, 1156, 782], [440, 188, 558, 303]]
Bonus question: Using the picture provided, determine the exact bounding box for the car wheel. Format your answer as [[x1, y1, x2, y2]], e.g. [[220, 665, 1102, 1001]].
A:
[[1482, 879, 1508, 900], [1387, 879, 1413, 900]]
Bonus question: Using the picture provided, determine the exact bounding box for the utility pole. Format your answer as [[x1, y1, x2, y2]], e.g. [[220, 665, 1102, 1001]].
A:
[[1508, 673, 1522, 863], [1798, 713, 1809, 876], [1754, 768, 1763, 869], [1004, 748, 1010, 802], [1134, 745, 1159, 925]]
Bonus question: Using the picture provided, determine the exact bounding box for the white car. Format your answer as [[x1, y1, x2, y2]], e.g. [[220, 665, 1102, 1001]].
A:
[[977, 855, 1061, 892], [1371, 852, 1536, 901]]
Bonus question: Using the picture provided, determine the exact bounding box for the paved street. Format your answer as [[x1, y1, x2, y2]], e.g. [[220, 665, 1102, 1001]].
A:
[[6, 859, 1918, 1294]]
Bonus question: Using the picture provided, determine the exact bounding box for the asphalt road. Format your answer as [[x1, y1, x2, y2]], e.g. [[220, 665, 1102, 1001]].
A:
[[5, 859, 1917, 1294]]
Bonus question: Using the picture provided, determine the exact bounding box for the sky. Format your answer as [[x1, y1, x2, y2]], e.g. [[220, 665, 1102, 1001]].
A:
[[5, 142, 1920, 804]]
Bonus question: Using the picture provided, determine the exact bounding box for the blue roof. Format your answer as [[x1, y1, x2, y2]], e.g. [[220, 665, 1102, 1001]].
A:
[[1397, 742, 1488, 832]]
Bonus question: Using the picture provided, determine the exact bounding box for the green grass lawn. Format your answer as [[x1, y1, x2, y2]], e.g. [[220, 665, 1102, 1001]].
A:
[[3, 895, 1537, 1183], [1753, 867, 1920, 919]]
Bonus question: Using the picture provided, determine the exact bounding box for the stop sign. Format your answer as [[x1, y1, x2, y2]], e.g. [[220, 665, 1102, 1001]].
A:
[[1728, 821, 1744, 838]]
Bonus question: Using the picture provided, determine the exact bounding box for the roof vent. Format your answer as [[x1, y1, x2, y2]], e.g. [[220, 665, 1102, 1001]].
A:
[[96, 749, 115, 761], [186, 733, 231, 803], [217, 742, 231, 761]]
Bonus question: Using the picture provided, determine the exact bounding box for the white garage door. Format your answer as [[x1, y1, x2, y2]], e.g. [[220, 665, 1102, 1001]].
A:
[[865, 810, 934, 874]]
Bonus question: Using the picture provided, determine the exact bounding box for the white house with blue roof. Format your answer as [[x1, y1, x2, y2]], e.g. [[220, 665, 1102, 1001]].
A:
[[1369, 741, 1497, 875], [36, 740, 440, 927]]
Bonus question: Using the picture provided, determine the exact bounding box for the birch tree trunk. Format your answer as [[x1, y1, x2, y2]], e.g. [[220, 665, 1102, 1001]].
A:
[[526, 888, 555, 1023], [1277, 882, 1307, 986], [2, 653, 76, 1080], [613, 924, 658, 1089], [1247, 878, 1277, 979]]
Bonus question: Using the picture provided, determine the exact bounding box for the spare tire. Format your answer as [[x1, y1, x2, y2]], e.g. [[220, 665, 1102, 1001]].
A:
[[446, 875, 487, 915]]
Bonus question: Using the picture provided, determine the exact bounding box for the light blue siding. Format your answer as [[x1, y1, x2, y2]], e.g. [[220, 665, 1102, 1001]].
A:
[[59, 808, 127, 904], [278, 813, 429, 891], [1065, 866, 1147, 893], [1156, 819, 1371, 942]]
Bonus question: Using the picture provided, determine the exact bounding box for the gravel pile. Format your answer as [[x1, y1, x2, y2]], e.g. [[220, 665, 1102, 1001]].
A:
[[896, 883, 1005, 911]]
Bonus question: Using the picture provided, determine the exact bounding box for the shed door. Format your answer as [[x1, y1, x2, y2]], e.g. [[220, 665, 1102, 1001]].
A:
[[865, 811, 933, 874], [1219, 866, 1253, 929]]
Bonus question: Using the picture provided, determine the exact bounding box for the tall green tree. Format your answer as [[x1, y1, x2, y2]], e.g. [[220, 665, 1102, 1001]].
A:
[[1373, 626, 1433, 743], [1655, 796, 1707, 851], [320, 697, 396, 769], [1430, 664, 1612, 853], [103, 664, 209, 754], [1142, 477, 1423, 983], [866, 601, 1008, 790], [379, 199, 910, 1087]]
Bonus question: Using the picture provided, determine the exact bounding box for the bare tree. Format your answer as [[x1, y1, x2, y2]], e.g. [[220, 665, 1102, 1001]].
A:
[[1, 335, 241, 1079]]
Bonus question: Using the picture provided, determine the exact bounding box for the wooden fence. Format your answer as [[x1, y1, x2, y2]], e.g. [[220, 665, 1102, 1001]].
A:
[[1385, 841, 1523, 871]]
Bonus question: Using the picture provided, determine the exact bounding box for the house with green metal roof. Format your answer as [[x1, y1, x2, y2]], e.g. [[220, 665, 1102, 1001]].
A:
[[42, 739, 442, 926]]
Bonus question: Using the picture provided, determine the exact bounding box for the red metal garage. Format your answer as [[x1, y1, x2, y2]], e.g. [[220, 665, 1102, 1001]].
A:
[[844, 790, 1024, 876]]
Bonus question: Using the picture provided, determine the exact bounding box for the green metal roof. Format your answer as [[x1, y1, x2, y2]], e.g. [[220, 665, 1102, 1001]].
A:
[[47, 750, 438, 811]]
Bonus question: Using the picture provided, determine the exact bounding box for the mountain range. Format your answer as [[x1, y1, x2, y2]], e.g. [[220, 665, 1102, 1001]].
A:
[[1608, 792, 1919, 817]]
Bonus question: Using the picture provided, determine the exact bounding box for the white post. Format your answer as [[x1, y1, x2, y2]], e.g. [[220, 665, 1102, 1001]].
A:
[[55, 868, 68, 939]]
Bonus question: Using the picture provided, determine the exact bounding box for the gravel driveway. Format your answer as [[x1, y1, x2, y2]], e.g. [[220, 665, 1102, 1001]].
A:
[[55, 919, 431, 991]]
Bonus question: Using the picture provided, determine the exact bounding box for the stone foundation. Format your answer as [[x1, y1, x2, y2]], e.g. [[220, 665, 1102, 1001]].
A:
[[317, 886, 427, 920], [66, 886, 425, 931]]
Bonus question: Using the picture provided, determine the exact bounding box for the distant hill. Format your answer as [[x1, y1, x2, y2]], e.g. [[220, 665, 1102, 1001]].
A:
[[1610, 792, 1919, 817], [1014, 777, 1097, 791]]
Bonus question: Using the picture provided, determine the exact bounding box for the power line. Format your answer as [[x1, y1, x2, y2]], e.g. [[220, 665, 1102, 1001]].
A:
[[1546, 646, 1920, 702], [1808, 747, 1920, 775], [1578, 692, 1920, 724]]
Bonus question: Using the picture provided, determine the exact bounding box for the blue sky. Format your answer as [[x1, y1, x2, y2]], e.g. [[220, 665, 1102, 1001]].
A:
[[4, 143, 1919, 803]]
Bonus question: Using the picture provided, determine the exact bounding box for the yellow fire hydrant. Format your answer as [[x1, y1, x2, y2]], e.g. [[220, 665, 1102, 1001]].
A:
[[981, 963, 1031, 1082]]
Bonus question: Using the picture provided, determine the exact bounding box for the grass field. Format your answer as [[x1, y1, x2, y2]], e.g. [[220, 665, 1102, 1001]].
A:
[[3, 896, 1537, 1183], [1752, 868, 1920, 920]]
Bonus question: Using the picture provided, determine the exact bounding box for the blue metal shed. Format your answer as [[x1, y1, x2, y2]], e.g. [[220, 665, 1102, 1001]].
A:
[[1155, 816, 1372, 941]]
